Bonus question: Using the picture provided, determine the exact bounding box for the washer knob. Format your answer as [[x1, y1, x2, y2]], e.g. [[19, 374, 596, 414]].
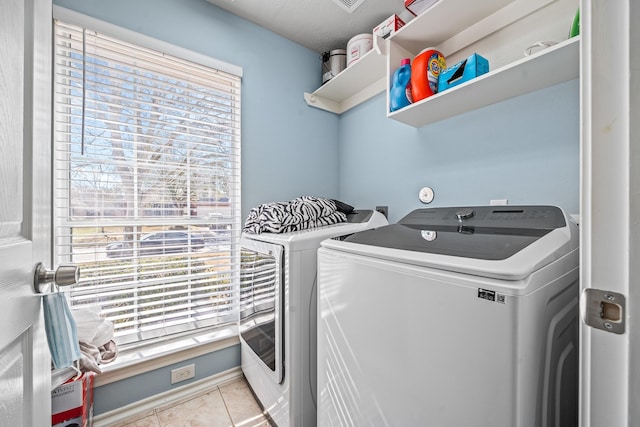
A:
[[455, 208, 475, 221]]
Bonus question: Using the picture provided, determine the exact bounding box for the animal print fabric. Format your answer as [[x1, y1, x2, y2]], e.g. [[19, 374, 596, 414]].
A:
[[243, 196, 347, 234]]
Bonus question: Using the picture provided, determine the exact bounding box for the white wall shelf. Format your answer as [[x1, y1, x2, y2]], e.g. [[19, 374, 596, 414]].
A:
[[304, 35, 387, 114], [389, 0, 518, 54], [388, 36, 580, 127]]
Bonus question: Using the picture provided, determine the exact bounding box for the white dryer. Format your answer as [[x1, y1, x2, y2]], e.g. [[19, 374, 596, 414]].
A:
[[317, 206, 579, 427], [239, 210, 388, 427]]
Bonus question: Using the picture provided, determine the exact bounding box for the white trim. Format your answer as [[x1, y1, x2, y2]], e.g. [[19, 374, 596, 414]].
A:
[[92, 367, 244, 427], [52, 5, 243, 77], [579, 0, 636, 425], [95, 333, 240, 387]]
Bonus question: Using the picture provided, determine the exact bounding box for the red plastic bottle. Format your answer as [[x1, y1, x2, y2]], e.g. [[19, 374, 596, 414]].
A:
[[411, 48, 445, 102]]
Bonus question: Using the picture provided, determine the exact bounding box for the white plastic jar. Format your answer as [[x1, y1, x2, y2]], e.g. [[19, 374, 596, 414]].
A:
[[347, 34, 373, 67]]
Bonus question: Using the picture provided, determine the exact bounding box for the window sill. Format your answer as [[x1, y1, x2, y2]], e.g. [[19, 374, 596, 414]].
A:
[[94, 325, 239, 387]]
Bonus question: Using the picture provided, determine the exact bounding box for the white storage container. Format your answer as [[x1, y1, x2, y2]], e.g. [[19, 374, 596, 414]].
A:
[[347, 33, 373, 67]]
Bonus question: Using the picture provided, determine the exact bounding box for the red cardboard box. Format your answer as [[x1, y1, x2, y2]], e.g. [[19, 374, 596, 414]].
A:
[[373, 14, 405, 39], [52, 372, 95, 427], [404, 0, 440, 16]]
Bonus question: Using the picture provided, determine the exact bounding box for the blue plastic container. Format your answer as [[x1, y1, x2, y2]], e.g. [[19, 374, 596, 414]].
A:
[[390, 58, 412, 112], [438, 53, 489, 92]]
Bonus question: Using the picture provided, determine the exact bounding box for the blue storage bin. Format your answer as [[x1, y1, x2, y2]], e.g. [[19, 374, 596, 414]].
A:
[[438, 53, 489, 92]]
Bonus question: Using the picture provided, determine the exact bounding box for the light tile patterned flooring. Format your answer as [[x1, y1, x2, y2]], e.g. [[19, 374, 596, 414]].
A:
[[113, 376, 271, 427]]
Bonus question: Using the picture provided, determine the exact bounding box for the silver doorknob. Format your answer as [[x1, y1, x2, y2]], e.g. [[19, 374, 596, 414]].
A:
[[34, 263, 80, 293]]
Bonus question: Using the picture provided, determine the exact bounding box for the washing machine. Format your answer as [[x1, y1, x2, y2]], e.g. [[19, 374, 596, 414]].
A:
[[239, 209, 388, 427], [317, 205, 579, 427]]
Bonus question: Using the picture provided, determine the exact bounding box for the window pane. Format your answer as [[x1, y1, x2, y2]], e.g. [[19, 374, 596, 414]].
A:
[[53, 21, 241, 348]]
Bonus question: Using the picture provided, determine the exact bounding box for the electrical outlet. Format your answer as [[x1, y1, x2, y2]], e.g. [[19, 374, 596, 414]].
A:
[[376, 205, 388, 219], [171, 364, 195, 384]]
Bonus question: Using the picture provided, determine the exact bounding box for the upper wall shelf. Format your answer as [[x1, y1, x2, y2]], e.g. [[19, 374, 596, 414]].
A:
[[389, 0, 516, 53], [304, 36, 387, 114], [388, 36, 579, 127]]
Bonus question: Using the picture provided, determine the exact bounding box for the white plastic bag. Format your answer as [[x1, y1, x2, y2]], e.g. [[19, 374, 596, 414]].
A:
[[72, 306, 114, 345], [71, 306, 118, 373]]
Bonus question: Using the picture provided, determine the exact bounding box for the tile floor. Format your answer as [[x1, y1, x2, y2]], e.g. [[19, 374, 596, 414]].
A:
[[112, 376, 272, 427]]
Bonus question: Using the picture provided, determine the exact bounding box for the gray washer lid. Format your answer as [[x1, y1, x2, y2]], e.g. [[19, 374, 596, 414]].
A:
[[344, 206, 566, 261]]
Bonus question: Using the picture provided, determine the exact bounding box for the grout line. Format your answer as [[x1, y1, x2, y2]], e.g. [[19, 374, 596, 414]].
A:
[[153, 386, 222, 427], [152, 409, 162, 427], [218, 386, 237, 426], [119, 381, 267, 427]]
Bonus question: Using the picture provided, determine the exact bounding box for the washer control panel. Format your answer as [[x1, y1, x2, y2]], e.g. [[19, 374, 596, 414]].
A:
[[345, 205, 569, 260], [455, 208, 474, 221], [399, 205, 566, 230]]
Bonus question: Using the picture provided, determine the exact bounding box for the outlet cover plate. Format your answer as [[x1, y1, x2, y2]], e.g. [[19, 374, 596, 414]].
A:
[[171, 364, 195, 384]]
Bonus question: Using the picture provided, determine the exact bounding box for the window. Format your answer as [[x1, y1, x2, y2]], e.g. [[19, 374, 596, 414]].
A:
[[53, 18, 242, 349]]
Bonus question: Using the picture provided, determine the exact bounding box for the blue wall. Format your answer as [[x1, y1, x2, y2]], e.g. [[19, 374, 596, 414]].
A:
[[338, 80, 579, 222], [51, 0, 580, 237], [53, 0, 580, 415], [93, 345, 240, 415]]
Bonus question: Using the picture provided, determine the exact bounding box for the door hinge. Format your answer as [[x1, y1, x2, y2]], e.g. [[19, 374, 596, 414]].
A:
[[581, 288, 626, 334]]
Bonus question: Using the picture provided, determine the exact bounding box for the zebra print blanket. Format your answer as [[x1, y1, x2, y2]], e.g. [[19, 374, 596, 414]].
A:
[[243, 196, 347, 234]]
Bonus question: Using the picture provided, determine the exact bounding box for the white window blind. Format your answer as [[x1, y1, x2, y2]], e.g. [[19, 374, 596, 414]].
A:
[[53, 20, 242, 347]]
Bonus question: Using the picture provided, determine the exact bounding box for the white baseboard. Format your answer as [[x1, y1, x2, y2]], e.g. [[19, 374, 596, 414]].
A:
[[92, 367, 244, 426]]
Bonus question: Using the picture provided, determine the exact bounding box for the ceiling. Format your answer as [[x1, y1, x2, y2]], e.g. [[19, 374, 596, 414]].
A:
[[204, 0, 414, 54]]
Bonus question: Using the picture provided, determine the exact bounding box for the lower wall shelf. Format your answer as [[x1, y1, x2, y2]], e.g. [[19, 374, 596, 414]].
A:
[[387, 36, 580, 127]]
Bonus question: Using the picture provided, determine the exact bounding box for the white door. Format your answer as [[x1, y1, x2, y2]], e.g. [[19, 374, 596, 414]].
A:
[[0, 0, 52, 426], [580, 0, 640, 425]]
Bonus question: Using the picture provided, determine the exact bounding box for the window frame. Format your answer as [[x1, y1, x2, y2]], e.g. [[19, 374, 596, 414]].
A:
[[52, 6, 243, 355]]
